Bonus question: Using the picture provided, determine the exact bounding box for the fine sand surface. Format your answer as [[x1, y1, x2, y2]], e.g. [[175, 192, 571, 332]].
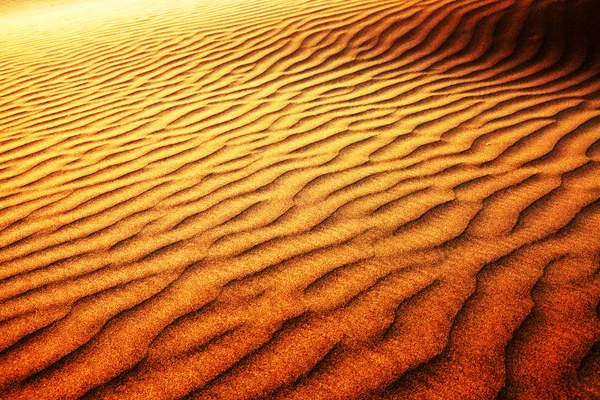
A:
[[1, 0, 600, 398]]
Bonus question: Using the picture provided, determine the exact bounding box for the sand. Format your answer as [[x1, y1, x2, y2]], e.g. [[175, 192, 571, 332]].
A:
[[0, 0, 599, 398]]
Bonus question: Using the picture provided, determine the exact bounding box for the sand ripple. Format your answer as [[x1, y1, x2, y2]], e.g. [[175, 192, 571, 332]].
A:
[[1, 0, 599, 398]]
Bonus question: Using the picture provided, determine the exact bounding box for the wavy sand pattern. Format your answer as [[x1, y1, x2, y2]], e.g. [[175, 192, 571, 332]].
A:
[[1, 0, 600, 398]]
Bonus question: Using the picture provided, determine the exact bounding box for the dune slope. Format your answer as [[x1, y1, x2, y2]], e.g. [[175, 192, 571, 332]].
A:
[[1, 0, 600, 398]]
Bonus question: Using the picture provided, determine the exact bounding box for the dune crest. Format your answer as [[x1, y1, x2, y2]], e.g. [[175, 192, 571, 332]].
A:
[[1, 0, 599, 398]]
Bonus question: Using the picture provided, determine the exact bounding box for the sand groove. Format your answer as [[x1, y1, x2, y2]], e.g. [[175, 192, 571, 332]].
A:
[[1, 0, 599, 398]]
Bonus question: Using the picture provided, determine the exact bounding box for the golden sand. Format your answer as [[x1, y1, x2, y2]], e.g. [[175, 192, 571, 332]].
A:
[[0, 0, 599, 398]]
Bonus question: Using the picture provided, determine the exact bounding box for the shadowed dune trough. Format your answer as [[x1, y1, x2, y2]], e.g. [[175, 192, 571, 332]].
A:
[[1, 0, 600, 398]]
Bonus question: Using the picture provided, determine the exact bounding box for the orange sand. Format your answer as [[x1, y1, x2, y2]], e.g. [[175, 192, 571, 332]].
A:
[[0, 0, 599, 398]]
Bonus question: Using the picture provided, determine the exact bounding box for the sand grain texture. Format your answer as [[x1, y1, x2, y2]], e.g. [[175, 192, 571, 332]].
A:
[[1, 0, 600, 398]]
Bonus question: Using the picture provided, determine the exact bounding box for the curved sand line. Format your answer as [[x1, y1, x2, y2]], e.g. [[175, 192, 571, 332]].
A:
[[1, 0, 600, 398]]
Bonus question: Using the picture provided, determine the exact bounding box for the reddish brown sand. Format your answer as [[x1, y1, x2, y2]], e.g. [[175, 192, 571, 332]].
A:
[[1, 0, 600, 399]]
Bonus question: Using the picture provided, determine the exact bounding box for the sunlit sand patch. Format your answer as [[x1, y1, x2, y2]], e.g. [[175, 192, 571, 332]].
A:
[[0, 0, 599, 398]]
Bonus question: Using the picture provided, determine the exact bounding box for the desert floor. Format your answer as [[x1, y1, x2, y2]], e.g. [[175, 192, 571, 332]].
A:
[[1, 0, 600, 398]]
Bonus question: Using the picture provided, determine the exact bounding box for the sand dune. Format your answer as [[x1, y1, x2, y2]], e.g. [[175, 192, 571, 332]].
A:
[[0, 0, 599, 398]]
